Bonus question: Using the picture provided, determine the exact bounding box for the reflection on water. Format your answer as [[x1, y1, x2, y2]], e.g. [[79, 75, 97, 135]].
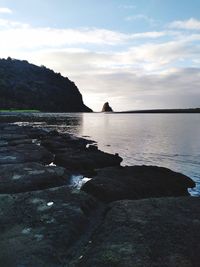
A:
[[4, 112, 200, 196]]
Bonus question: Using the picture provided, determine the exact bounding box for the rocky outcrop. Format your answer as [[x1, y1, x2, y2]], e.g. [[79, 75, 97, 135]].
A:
[[0, 144, 54, 165], [0, 58, 92, 112], [41, 135, 123, 174], [102, 102, 113, 112], [77, 197, 200, 267], [0, 163, 70, 193], [0, 186, 99, 267], [0, 120, 198, 267], [81, 165, 195, 202], [54, 149, 122, 175]]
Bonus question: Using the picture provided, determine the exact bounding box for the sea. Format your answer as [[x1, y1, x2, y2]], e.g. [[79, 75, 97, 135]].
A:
[[8, 112, 200, 196]]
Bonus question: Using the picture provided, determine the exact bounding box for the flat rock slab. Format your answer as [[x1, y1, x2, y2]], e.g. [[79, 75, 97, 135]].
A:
[[0, 138, 35, 147], [0, 124, 60, 140], [41, 135, 93, 153], [77, 197, 200, 267], [0, 133, 29, 141], [0, 186, 98, 267], [0, 144, 54, 164], [55, 148, 122, 173], [81, 165, 195, 202], [0, 162, 70, 193]]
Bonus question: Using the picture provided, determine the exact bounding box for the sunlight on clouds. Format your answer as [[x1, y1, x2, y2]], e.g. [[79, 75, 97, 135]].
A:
[[0, 17, 178, 53], [0, 15, 199, 111], [0, 19, 131, 48]]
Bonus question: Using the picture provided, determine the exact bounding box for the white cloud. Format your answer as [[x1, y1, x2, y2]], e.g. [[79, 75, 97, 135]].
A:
[[119, 4, 136, 9], [130, 31, 167, 39], [125, 14, 157, 26], [0, 18, 175, 53], [0, 7, 12, 14], [0, 18, 28, 29], [123, 40, 199, 68], [0, 16, 199, 110], [169, 18, 200, 30], [0, 23, 129, 47], [23, 44, 200, 110], [72, 68, 200, 111]]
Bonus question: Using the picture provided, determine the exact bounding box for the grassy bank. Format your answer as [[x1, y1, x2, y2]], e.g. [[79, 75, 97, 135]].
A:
[[0, 109, 40, 113]]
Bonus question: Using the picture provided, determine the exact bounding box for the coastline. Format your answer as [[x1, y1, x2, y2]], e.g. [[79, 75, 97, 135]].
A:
[[0, 120, 199, 266], [115, 108, 200, 113]]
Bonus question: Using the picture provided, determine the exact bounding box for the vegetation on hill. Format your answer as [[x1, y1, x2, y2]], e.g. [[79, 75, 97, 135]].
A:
[[0, 57, 92, 112]]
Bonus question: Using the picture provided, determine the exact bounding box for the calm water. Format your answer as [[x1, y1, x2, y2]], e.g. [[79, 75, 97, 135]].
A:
[[12, 112, 200, 196]]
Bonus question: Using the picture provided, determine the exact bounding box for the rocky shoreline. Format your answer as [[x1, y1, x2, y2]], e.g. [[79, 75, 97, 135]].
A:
[[0, 122, 199, 267]]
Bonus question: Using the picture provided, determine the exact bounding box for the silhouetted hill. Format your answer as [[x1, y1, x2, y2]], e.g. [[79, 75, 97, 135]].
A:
[[0, 58, 92, 112]]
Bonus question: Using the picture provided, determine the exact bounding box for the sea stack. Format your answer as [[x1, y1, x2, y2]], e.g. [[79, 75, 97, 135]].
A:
[[102, 102, 113, 112]]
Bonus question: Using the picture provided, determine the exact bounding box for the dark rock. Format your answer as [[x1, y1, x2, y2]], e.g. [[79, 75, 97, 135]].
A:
[[54, 148, 122, 174], [86, 144, 98, 151], [81, 165, 195, 202], [0, 162, 70, 193], [0, 138, 35, 147], [0, 133, 29, 141], [0, 144, 54, 164], [0, 58, 92, 112], [0, 124, 57, 140], [77, 197, 200, 267], [0, 186, 98, 267], [102, 102, 113, 112], [41, 135, 91, 154]]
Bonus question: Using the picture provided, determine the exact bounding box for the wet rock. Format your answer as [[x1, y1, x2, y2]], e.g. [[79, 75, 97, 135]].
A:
[[87, 144, 98, 151], [81, 165, 195, 202], [0, 162, 70, 193], [0, 144, 54, 165], [0, 133, 29, 141], [41, 135, 89, 154], [0, 138, 35, 147], [0, 124, 59, 140], [0, 186, 98, 267], [77, 197, 200, 267], [54, 148, 122, 173]]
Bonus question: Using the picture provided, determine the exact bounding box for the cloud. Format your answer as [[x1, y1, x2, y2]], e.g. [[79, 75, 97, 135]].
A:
[[125, 14, 157, 26], [25, 46, 200, 111], [0, 22, 129, 47], [0, 18, 28, 29], [28, 39, 195, 77], [0, 7, 12, 14], [0, 16, 199, 111], [169, 18, 200, 30], [130, 31, 166, 39], [123, 40, 200, 69], [72, 67, 200, 111], [119, 4, 136, 9], [0, 17, 174, 53]]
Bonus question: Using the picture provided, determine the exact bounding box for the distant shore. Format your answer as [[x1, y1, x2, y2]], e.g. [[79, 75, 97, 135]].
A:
[[115, 108, 200, 113]]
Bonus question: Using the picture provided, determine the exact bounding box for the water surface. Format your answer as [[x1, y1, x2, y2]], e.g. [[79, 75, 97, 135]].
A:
[[10, 112, 200, 196]]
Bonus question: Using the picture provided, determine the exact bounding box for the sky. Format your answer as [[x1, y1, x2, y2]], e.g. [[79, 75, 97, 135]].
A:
[[0, 0, 200, 111]]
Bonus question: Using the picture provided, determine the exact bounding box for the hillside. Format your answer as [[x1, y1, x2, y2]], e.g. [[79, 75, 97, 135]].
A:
[[0, 58, 92, 112]]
